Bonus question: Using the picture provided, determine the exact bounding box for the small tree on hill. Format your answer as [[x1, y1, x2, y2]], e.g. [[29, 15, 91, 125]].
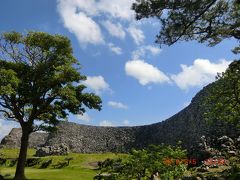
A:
[[0, 31, 102, 180]]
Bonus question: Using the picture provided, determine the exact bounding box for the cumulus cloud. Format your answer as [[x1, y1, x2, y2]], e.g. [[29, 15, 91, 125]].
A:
[[83, 76, 110, 94], [99, 120, 113, 127], [97, 0, 135, 20], [0, 119, 18, 141], [102, 20, 126, 39], [171, 59, 231, 90], [132, 45, 162, 59], [145, 45, 162, 55], [57, 1, 104, 45], [57, 0, 135, 20], [108, 101, 128, 109], [125, 60, 170, 85], [57, 0, 137, 46], [108, 43, 122, 55], [127, 26, 145, 45], [76, 113, 91, 122]]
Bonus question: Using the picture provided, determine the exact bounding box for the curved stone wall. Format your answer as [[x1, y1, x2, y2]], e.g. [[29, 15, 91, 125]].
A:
[[1, 83, 239, 152]]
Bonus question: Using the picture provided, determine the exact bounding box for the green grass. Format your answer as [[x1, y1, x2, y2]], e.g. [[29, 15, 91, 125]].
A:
[[0, 148, 36, 158], [0, 148, 127, 180]]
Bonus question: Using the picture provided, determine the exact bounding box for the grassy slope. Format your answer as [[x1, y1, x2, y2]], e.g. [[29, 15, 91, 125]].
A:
[[0, 148, 126, 180]]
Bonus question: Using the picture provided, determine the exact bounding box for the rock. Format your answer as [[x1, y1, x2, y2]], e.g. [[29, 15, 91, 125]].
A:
[[236, 136, 240, 148], [218, 136, 234, 144], [197, 166, 209, 172], [228, 150, 237, 156], [35, 143, 69, 157], [217, 136, 237, 156]]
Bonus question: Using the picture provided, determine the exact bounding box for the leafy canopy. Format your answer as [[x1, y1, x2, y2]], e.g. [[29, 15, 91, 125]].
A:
[[0, 31, 101, 132], [133, 0, 240, 53], [203, 60, 240, 128]]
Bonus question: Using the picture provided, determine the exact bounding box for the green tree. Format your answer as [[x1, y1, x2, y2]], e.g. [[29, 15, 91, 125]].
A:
[[132, 0, 239, 53], [96, 144, 187, 180], [203, 60, 240, 128], [0, 31, 102, 180]]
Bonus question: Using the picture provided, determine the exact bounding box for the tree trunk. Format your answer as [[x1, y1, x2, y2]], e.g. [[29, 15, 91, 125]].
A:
[[14, 128, 30, 180]]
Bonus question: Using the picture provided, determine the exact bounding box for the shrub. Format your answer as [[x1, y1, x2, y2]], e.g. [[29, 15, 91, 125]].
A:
[[39, 159, 52, 169], [96, 144, 187, 180], [52, 160, 68, 169], [25, 158, 40, 167], [6, 159, 17, 167], [0, 158, 6, 166], [64, 157, 74, 165]]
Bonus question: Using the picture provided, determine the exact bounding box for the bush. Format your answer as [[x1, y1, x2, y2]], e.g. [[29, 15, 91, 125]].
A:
[[26, 158, 40, 167], [6, 159, 17, 167], [52, 160, 68, 169], [39, 159, 52, 169], [0, 158, 6, 166], [96, 144, 187, 180], [64, 157, 73, 165]]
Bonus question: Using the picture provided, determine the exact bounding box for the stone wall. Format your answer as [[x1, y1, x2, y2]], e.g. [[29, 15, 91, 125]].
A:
[[1, 83, 239, 152], [0, 128, 48, 148]]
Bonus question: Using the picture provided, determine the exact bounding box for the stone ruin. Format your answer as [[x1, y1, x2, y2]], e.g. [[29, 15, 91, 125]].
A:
[[1, 82, 240, 153], [35, 143, 69, 157]]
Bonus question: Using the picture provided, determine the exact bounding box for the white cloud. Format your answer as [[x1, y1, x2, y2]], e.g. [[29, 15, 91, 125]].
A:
[[57, 0, 104, 45], [99, 120, 113, 127], [97, 0, 135, 20], [57, 0, 136, 46], [108, 43, 122, 55], [108, 101, 128, 109], [83, 76, 110, 94], [0, 119, 18, 141], [132, 45, 162, 59], [127, 26, 145, 45], [125, 60, 170, 85], [144, 45, 162, 55], [123, 119, 130, 126], [76, 113, 91, 122], [171, 59, 231, 90], [102, 20, 126, 39], [57, 0, 135, 20]]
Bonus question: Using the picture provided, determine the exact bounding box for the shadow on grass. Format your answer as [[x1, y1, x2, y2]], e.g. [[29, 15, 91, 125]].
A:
[[0, 175, 45, 180]]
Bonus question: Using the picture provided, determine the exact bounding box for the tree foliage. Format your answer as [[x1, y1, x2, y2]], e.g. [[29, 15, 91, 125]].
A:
[[133, 0, 240, 53], [0, 31, 102, 179], [96, 144, 187, 180], [0, 31, 101, 131], [203, 60, 240, 128]]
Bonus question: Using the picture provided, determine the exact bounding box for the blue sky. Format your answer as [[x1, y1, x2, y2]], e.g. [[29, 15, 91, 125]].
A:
[[0, 0, 238, 139]]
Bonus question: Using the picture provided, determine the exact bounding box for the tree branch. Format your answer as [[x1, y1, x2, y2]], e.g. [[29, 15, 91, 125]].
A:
[[169, 0, 217, 45], [0, 109, 15, 119]]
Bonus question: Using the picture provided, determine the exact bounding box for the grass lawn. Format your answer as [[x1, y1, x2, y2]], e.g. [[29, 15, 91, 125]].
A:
[[0, 148, 126, 180]]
